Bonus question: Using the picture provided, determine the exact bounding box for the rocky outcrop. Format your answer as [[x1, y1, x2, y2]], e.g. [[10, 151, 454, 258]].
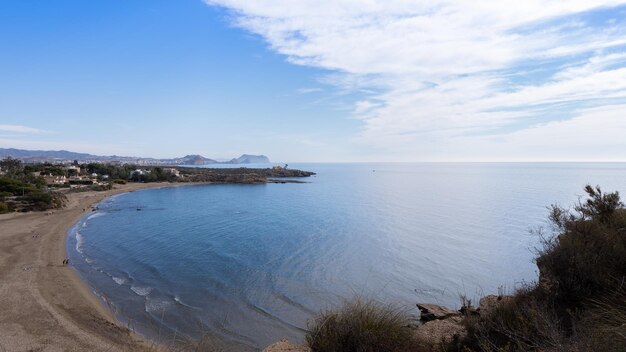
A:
[[262, 339, 310, 352], [414, 315, 466, 347], [414, 295, 512, 348], [415, 303, 465, 347], [417, 303, 461, 322]]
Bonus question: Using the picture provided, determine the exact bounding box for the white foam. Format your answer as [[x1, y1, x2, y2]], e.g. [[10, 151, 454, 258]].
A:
[[112, 276, 127, 285], [75, 232, 85, 254], [174, 295, 201, 310], [130, 285, 153, 296], [87, 212, 106, 221], [145, 297, 173, 313]]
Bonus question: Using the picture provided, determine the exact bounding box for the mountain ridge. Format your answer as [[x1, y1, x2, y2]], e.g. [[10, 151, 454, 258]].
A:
[[0, 148, 270, 165]]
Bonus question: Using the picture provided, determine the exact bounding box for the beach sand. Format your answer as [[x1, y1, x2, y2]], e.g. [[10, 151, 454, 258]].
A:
[[0, 183, 173, 351]]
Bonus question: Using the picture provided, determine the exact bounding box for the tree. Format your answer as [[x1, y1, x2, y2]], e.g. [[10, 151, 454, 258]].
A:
[[0, 157, 22, 176], [575, 184, 623, 223]]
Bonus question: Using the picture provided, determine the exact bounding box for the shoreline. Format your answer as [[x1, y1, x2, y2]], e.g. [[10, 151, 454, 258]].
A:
[[0, 182, 181, 351]]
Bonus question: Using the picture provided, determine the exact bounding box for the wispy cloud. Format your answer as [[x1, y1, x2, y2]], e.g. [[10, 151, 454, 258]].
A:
[[296, 87, 324, 94], [204, 0, 626, 160], [0, 124, 51, 134]]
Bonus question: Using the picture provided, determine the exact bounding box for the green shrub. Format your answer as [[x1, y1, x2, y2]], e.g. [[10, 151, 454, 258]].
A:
[[0, 176, 37, 195], [537, 186, 626, 309], [24, 191, 53, 211], [0, 202, 10, 214], [463, 286, 566, 351], [113, 179, 127, 184], [306, 298, 419, 352]]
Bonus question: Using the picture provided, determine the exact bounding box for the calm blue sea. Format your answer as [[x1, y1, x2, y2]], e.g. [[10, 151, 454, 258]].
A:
[[66, 163, 626, 350]]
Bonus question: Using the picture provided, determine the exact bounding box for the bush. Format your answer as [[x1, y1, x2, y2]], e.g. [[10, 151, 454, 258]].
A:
[[113, 179, 127, 184], [570, 287, 626, 352], [0, 202, 10, 214], [91, 183, 113, 191], [25, 191, 53, 211], [306, 299, 419, 352], [463, 285, 566, 351], [537, 186, 626, 309], [460, 185, 626, 351]]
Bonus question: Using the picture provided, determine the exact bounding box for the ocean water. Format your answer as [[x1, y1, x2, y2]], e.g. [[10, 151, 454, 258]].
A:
[[67, 163, 626, 350]]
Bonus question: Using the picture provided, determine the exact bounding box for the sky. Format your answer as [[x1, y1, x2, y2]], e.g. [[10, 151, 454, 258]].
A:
[[1, 0, 626, 162]]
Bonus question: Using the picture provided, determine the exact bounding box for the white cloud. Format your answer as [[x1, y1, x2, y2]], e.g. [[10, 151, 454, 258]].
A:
[[442, 104, 626, 161], [205, 0, 626, 160], [296, 87, 324, 94], [0, 125, 51, 134]]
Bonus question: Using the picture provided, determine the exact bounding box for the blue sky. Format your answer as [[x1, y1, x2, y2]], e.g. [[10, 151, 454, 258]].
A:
[[1, 0, 626, 161]]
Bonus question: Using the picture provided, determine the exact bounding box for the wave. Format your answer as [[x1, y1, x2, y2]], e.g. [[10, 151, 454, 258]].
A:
[[75, 232, 85, 254], [145, 297, 173, 313], [131, 285, 153, 297], [174, 295, 202, 310], [87, 212, 107, 221], [112, 276, 127, 285]]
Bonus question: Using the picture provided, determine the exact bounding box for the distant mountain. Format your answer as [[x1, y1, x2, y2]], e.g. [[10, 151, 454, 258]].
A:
[[0, 148, 102, 161], [179, 155, 217, 165], [228, 154, 270, 164], [0, 148, 269, 165]]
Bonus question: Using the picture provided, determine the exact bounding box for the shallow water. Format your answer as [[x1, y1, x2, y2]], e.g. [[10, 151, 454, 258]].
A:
[[67, 163, 626, 350]]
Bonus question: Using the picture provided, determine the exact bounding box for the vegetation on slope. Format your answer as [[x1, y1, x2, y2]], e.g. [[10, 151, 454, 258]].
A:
[[447, 185, 626, 352], [306, 298, 422, 352], [0, 157, 60, 212]]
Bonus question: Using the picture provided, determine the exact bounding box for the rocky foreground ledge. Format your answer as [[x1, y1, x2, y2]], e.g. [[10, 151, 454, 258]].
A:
[[262, 295, 511, 352], [414, 295, 512, 349]]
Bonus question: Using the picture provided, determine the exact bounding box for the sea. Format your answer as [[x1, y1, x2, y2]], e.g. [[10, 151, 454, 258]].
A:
[[66, 162, 626, 350]]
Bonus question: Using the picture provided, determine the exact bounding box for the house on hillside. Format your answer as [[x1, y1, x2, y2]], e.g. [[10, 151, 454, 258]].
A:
[[65, 165, 81, 174], [130, 169, 149, 178], [163, 168, 180, 177], [44, 175, 67, 185]]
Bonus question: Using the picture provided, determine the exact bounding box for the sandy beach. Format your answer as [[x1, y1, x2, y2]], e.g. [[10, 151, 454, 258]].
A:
[[0, 183, 174, 351]]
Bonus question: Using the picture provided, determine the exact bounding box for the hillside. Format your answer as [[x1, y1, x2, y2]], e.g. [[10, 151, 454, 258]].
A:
[[0, 148, 269, 165]]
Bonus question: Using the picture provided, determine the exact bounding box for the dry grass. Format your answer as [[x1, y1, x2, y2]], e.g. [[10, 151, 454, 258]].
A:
[[305, 298, 423, 352]]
